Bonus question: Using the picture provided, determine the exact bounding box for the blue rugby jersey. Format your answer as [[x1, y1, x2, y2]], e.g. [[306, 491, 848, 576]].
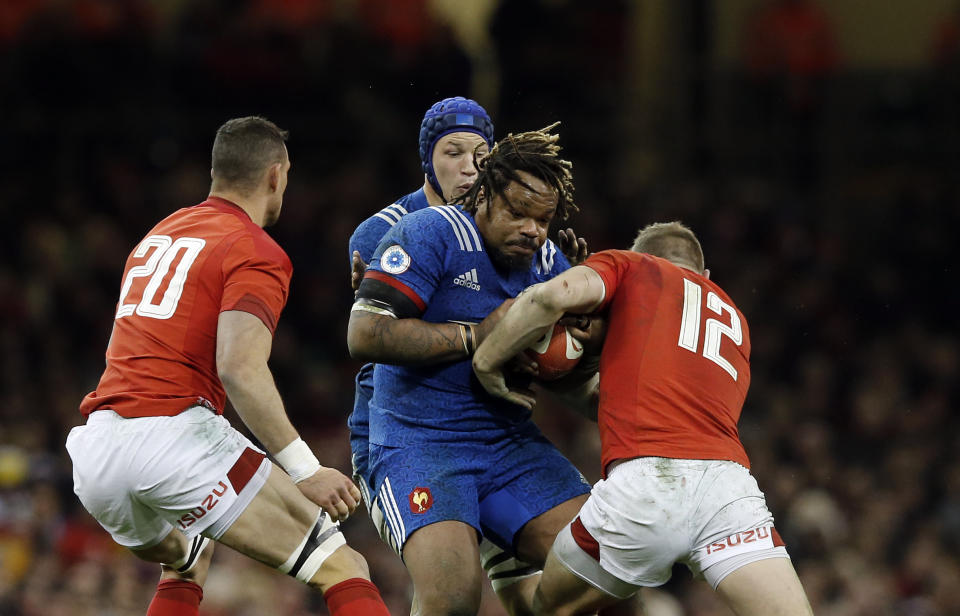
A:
[[355, 205, 569, 446], [347, 188, 431, 445], [348, 188, 431, 264]]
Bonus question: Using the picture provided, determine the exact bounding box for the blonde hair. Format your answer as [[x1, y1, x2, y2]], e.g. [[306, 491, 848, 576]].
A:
[[631, 221, 705, 273]]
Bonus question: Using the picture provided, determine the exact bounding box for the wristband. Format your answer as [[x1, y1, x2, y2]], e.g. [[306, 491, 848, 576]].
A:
[[458, 324, 470, 356], [274, 438, 322, 484], [466, 324, 476, 355]]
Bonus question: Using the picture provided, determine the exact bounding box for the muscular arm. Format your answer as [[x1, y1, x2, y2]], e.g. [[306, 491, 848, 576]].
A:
[[217, 310, 298, 452], [217, 310, 360, 520], [347, 297, 515, 366], [473, 266, 606, 409], [347, 310, 468, 365]]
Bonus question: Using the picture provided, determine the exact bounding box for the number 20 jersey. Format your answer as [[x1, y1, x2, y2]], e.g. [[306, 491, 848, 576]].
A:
[[79, 197, 292, 418], [357, 205, 570, 446], [582, 250, 752, 474]]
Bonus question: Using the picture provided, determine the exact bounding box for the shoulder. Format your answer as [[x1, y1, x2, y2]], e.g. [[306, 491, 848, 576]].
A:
[[395, 187, 430, 212], [405, 206, 484, 253], [581, 250, 651, 285], [585, 249, 648, 269], [368, 201, 410, 229], [196, 210, 291, 276], [349, 189, 431, 254], [364, 188, 430, 229], [152, 201, 291, 277], [234, 226, 291, 271]]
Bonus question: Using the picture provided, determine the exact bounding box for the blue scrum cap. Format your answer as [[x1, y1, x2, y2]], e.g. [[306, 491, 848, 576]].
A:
[[418, 97, 494, 202]]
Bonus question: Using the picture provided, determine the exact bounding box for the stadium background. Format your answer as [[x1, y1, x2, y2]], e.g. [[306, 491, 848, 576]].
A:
[[1, 0, 957, 614]]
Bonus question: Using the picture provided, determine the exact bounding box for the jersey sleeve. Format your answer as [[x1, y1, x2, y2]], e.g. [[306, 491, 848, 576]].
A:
[[354, 212, 447, 319], [349, 212, 396, 266], [582, 250, 629, 312], [221, 234, 292, 333]]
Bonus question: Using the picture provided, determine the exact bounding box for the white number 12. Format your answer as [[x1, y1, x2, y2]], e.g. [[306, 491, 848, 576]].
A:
[[116, 235, 206, 320], [677, 278, 743, 381]]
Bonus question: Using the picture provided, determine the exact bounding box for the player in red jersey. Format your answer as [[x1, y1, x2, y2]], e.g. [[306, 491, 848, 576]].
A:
[[66, 117, 390, 616], [473, 221, 813, 615]]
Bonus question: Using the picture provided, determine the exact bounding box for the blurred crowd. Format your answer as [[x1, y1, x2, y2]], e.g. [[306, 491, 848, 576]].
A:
[[1, 1, 958, 614]]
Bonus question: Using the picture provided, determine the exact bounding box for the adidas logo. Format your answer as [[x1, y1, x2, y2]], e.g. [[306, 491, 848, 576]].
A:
[[453, 268, 481, 291]]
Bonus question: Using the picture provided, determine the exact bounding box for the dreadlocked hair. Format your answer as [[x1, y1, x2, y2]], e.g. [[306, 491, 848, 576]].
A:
[[452, 122, 578, 221]]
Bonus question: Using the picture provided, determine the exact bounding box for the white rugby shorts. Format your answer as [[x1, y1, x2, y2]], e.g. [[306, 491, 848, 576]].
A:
[[552, 457, 790, 598], [66, 407, 271, 549]]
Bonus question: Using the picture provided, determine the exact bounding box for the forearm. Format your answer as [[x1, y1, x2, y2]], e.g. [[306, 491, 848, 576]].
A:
[[348, 310, 471, 365], [473, 286, 564, 373], [221, 365, 300, 456]]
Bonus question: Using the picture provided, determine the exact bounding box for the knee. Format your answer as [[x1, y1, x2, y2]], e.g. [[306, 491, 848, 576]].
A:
[[160, 540, 215, 586], [305, 545, 370, 593], [414, 584, 481, 616], [532, 585, 574, 616], [494, 576, 538, 616]]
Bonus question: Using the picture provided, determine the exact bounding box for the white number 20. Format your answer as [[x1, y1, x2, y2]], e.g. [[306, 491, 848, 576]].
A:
[[116, 235, 206, 320], [677, 278, 743, 381]]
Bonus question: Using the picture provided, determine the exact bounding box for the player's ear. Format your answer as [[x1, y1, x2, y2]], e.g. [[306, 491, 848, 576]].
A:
[[267, 162, 282, 192], [475, 187, 487, 211]]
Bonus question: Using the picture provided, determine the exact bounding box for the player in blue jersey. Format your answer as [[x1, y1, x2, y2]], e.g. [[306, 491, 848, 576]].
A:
[[347, 99, 493, 514], [348, 99, 588, 614], [347, 124, 596, 616]]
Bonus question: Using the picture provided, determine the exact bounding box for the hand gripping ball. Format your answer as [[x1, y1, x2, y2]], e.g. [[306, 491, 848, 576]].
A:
[[523, 323, 584, 381]]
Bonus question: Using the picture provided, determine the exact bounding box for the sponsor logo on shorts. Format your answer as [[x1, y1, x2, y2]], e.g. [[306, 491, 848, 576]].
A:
[[409, 487, 433, 513], [697, 525, 784, 569], [705, 526, 779, 554], [177, 481, 228, 530]]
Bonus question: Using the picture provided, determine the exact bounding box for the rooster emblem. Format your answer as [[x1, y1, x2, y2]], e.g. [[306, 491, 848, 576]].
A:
[[409, 487, 434, 513]]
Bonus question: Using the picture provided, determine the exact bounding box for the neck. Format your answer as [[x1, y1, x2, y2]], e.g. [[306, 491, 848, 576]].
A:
[[209, 189, 266, 227], [423, 180, 445, 206], [674, 261, 702, 274]]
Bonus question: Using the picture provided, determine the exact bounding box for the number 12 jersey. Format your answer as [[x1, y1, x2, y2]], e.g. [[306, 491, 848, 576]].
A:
[[582, 250, 752, 475]]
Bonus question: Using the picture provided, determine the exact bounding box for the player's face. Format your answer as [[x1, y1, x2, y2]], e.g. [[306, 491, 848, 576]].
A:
[[476, 170, 557, 270], [431, 132, 489, 202], [264, 148, 291, 227]]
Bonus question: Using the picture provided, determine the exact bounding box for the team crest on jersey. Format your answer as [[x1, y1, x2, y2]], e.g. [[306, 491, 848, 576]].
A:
[[381, 245, 411, 274], [409, 487, 433, 513]]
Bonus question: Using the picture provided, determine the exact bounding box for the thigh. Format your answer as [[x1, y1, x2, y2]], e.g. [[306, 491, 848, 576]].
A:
[[480, 433, 590, 561], [66, 409, 268, 549], [558, 459, 693, 588], [404, 520, 484, 614], [715, 557, 813, 616], [513, 495, 587, 566], [687, 461, 791, 587], [368, 442, 481, 556], [215, 462, 319, 564], [535, 546, 623, 616], [348, 366, 373, 487]]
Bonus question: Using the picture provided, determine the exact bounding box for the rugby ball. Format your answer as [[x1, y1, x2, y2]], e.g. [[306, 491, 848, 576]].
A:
[[523, 324, 583, 381]]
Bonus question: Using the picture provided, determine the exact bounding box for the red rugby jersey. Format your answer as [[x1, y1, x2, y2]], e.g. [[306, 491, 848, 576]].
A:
[[583, 250, 751, 476], [79, 197, 292, 418]]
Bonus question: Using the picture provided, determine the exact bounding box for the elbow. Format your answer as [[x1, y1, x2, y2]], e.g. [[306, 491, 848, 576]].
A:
[[529, 283, 566, 316], [347, 322, 377, 362], [217, 356, 248, 390]]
